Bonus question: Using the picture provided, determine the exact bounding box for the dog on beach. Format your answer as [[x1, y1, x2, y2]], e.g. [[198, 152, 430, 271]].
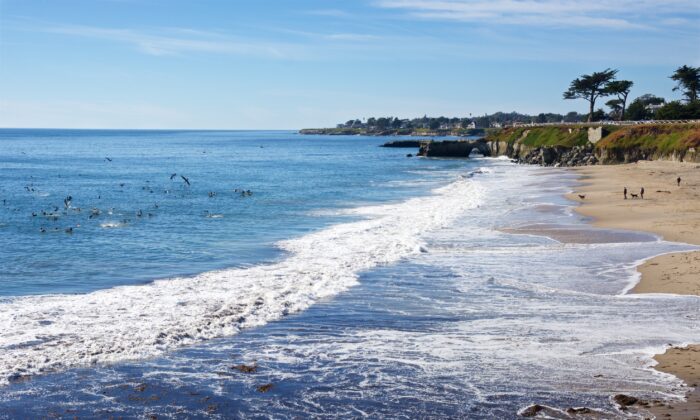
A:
[[630, 193, 639, 199]]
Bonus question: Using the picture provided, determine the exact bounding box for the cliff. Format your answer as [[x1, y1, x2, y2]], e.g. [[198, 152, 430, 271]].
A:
[[594, 124, 700, 163], [485, 123, 700, 165]]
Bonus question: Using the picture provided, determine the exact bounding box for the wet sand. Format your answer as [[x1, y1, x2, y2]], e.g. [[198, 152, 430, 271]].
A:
[[569, 160, 700, 419], [652, 346, 700, 419], [501, 224, 656, 244]]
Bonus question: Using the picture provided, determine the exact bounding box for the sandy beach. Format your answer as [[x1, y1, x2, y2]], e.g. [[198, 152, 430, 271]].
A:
[[570, 160, 700, 419]]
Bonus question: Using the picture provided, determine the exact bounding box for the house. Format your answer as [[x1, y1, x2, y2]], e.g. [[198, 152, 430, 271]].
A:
[[646, 103, 664, 113]]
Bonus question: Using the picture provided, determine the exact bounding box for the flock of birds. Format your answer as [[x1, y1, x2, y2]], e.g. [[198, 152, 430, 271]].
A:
[[2, 157, 255, 235]]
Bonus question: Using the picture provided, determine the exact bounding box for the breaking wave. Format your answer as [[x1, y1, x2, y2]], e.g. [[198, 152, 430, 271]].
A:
[[0, 177, 484, 384]]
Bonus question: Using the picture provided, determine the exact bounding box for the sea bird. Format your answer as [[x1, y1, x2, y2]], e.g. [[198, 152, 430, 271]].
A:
[[181, 175, 191, 186], [105, 157, 112, 162], [578, 194, 586, 200], [170, 173, 177, 180]]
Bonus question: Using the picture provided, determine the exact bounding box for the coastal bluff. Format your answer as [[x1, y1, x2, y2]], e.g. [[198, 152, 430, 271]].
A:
[[398, 123, 700, 166], [488, 123, 700, 165]]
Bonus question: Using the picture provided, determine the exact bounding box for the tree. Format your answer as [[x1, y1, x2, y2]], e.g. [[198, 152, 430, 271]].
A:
[[605, 80, 633, 120], [670, 65, 700, 103], [606, 99, 623, 120], [625, 94, 665, 120], [655, 101, 700, 120], [590, 108, 607, 122], [564, 111, 582, 123], [375, 117, 390, 129], [563, 68, 618, 122]]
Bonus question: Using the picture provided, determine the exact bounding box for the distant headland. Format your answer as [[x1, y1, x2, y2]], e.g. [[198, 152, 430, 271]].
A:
[[299, 112, 590, 137]]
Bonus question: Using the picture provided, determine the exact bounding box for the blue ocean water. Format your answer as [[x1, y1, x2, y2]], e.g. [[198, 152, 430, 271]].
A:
[[1, 130, 699, 418], [0, 129, 454, 296]]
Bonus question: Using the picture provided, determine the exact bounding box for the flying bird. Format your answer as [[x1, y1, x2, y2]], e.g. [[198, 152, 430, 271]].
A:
[[105, 157, 112, 162], [181, 175, 191, 186], [170, 173, 177, 180]]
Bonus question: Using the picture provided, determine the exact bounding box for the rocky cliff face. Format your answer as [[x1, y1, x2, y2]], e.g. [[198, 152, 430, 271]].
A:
[[487, 123, 700, 166], [596, 147, 699, 164], [514, 145, 599, 167]]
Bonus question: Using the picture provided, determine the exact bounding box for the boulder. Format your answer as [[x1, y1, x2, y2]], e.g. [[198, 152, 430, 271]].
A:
[[613, 394, 638, 408], [520, 404, 544, 417]]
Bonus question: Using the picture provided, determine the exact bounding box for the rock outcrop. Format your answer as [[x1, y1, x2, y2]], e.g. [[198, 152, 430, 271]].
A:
[[514, 145, 599, 167], [418, 140, 491, 157], [380, 140, 423, 148]]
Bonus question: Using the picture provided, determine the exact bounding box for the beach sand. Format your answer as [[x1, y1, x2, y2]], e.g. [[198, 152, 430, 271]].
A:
[[569, 160, 700, 419]]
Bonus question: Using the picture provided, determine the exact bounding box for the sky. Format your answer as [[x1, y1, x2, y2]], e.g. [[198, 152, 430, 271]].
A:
[[0, 0, 699, 129]]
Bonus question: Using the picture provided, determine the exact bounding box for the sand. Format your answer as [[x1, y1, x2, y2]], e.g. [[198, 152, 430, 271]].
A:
[[570, 160, 700, 419]]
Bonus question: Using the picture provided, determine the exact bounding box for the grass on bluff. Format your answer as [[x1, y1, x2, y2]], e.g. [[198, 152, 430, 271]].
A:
[[595, 123, 700, 154], [488, 123, 700, 154]]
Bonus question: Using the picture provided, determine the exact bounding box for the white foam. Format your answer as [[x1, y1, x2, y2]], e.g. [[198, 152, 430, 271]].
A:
[[0, 177, 484, 384], [100, 222, 126, 229]]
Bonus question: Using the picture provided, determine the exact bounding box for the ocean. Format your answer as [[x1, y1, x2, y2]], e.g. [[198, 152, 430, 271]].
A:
[[0, 129, 698, 418]]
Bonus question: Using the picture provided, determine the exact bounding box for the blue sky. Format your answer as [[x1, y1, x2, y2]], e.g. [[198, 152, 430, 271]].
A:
[[1, 0, 699, 129]]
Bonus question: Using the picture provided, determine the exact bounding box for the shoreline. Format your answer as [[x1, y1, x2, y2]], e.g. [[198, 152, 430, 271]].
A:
[[568, 160, 700, 418]]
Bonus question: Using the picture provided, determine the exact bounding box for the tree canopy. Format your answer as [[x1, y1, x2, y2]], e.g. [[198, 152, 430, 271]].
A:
[[625, 94, 665, 121], [605, 80, 633, 121], [670, 65, 700, 103], [563, 68, 618, 122]]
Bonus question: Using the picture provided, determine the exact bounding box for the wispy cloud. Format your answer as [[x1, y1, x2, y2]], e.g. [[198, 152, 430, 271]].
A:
[[40, 24, 307, 58], [257, 26, 385, 43], [306, 9, 353, 18], [324, 33, 383, 41], [375, 0, 699, 29]]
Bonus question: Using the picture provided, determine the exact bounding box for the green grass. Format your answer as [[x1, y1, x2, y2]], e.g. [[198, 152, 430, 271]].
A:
[[594, 123, 700, 154], [487, 126, 593, 147]]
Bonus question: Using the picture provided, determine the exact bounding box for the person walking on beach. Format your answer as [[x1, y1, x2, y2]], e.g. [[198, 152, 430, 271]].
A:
[[624, 187, 627, 200], [640, 187, 644, 199], [677, 176, 682, 186]]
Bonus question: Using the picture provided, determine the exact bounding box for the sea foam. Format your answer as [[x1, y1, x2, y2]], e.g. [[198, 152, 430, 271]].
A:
[[0, 177, 484, 384]]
